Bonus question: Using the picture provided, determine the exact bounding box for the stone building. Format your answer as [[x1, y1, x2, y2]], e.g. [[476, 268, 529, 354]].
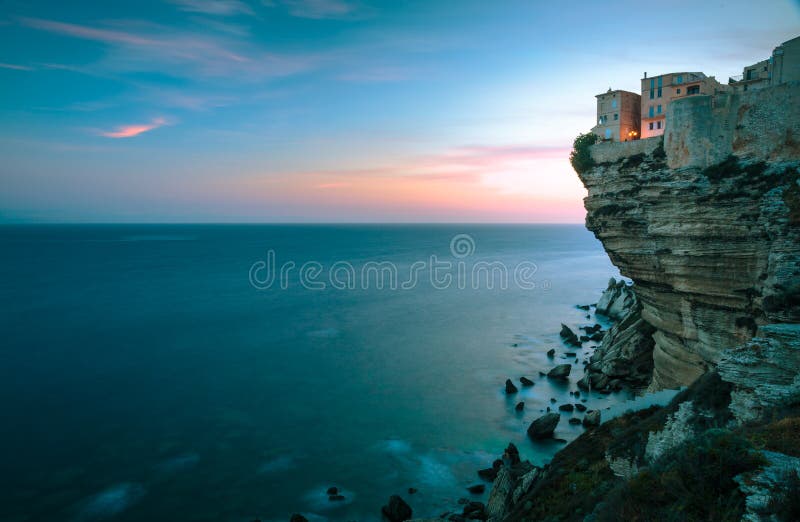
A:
[[591, 89, 641, 142], [640, 72, 724, 138], [731, 35, 800, 92]]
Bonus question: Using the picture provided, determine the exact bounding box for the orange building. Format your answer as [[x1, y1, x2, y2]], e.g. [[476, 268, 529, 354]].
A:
[[591, 89, 641, 142], [640, 72, 724, 138]]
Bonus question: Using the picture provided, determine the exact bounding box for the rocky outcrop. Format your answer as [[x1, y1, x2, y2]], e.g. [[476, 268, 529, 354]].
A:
[[579, 278, 656, 391], [577, 82, 800, 390], [595, 278, 636, 320], [718, 323, 800, 425]]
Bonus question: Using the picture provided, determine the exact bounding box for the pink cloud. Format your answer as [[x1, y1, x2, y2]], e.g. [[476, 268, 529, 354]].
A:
[[99, 117, 167, 138]]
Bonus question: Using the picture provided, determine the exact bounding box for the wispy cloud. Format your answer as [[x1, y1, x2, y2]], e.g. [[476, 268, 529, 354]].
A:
[[0, 62, 32, 71], [19, 17, 320, 81], [267, 0, 363, 20], [169, 0, 255, 16], [99, 117, 167, 138]]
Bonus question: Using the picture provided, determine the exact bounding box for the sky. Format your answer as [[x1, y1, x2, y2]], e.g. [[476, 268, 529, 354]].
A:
[[1, 0, 798, 223]]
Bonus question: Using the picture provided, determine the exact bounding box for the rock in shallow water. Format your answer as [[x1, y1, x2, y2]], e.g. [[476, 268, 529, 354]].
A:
[[519, 376, 534, 386], [560, 324, 582, 347], [527, 413, 560, 440], [582, 410, 601, 427], [515, 401, 524, 412], [381, 495, 412, 522], [547, 364, 571, 380], [504, 379, 518, 394]]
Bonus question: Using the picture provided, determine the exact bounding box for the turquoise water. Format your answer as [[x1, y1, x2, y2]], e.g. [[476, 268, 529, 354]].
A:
[[0, 224, 626, 521]]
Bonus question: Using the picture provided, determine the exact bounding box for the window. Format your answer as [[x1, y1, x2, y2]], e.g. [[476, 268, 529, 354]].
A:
[[611, 99, 618, 109], [649, 106, 654, 118], [676, 75, 683, 84], [650, 78, 655, 89], [605, 128, 612, 139], [649, 122, 654, 130], [657, 121, 662, 130], [657, 104, 662, 114], [650, 90, 654, 99], [657, 87, 662, 97], [657, 76, 662, 87], [614, 113, 619, 120], [687, 85, 700, 95], [677, 88, 681, 94]]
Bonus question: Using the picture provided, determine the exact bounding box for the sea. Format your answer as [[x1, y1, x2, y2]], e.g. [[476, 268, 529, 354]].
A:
[[0, 224, 650, 521]]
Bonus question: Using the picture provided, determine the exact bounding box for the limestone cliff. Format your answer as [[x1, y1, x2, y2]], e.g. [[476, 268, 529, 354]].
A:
[[577, 82, 800, 390]]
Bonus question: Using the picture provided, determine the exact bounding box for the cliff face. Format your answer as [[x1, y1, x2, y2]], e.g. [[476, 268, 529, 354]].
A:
[[577, 82, 800, 390]]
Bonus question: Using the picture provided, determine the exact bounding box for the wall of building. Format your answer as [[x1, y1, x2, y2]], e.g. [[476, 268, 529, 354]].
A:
[[665, 81, 800, 169], [772, 36, 800, 85], [589, 135, 661, 164]]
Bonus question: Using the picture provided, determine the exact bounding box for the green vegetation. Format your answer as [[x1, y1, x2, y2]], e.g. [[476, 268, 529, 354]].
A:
[[702, 154, 769, 182], [652, 137, 666, 160], [570, 132, 598, 174], [767, 469, 800, 521], [596, 429, 766, 522]]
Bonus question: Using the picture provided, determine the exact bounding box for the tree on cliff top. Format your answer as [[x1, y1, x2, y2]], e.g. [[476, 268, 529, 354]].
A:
[[570, 132, 598, 174]]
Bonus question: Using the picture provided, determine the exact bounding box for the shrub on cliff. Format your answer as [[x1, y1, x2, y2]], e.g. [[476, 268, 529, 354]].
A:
[[596, 429, 766, 522], [570, 132, 598, 174]]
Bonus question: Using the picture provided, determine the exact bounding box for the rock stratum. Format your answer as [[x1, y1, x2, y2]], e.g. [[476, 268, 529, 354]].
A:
[[577, 82, 800, 390]]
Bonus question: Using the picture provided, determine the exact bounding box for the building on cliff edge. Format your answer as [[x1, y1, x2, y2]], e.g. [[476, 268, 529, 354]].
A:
[[640, 72, 724, 139], [729, 35, 800, 92], [591, 89, 641, 142]]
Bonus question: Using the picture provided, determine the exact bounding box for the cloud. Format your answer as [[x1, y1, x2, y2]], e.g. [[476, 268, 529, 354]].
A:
[[99, 117, 167, 138], [268, 0, 361, 20], [0, 62, 33, 71], [169, 0, 255, 16], [19, 17, 319, 81]]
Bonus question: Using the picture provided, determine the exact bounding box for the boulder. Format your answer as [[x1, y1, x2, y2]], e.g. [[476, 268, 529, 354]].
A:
[[560, 324, 581, 347], [515, 401, 524, 412], [547, 364, 571, 380], [504, 379, 518, 394], [558, 404, 574, 412], [568, 418, 582, 425], [583, 410, 601, 427], [381, 495, 413, 522], [527, 413, 560, 440], [575, 403, 587, 412], [467, 484, 485, 494], [519, 376, 534, 387], [326, 486, 338, 495], [329, 494, 345, 502], [290, 515, 308, 522], [546, 348, 555, 357]]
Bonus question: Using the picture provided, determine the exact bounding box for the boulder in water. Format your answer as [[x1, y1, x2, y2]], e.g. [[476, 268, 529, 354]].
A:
[[527, 413, 560, 440]]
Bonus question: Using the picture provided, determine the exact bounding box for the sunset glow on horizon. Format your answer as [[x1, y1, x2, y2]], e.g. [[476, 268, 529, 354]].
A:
[[1, 1, 798, 223]]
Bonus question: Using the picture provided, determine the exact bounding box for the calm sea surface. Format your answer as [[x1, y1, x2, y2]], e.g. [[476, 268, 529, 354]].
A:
[[1, 224, 630, 521]]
